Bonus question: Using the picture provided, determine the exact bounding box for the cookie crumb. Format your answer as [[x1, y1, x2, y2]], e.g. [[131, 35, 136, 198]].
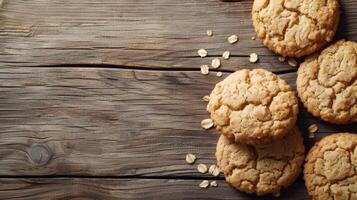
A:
[[198, 49, 208, 58], [201, 118, 214, 129], [249, 53, 259, 63], [197, 164, 208, 174], [199, 180, 209, 188], [207, 30, 213, 37], [200, 65, 209, 75], [228, 35, 238, 44], [222, 51, 230, 60], [274, 192, 281, 197], [210, 181, 218, 187], [288, 58, 298, 67], [208, 165, 221, 176], [211, 58, 221, 69], [202, 95, 210, 102], [185, 153, 196, 164], [278, 56, 285, 62], [216, 72, 222, 77]]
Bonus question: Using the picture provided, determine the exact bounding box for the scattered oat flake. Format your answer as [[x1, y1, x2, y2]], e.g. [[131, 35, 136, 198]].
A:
[[199, 180, 209, 188], [211, 58, 221, 69], [278, 56, 286, 62], [308, 124, 318, 133], [185, 153, 196, 164], [201, 118, 214, 129], [249, 53, 259, 63], [207, 30, 213, 37], [308, 132, 315, 139], [197, 164, 208, 174], [288, 58, 298, 67], [200, 65, 209, 75], [251, 36, 256, 40], [209, 165, 221, 177], [222, 51, 230, 60], [228, 35, 238, 44], [198, 49, 208, 58], [210, 181, 218, 187], [203, 95, 210, 102], [216, 72, 223, 77]]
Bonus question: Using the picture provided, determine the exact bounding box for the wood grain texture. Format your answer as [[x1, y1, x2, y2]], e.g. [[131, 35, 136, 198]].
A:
[[0, 0, 356, 72], [0, 0, 357, 198], [0, 178, 309, 200], [0, 67, 355, 177]]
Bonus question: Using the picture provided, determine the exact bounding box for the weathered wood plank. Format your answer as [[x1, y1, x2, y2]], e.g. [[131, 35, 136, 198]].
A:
[[0, 67, 355, 177], [0, 0, 356, 71], [0, 178, 309, 200]]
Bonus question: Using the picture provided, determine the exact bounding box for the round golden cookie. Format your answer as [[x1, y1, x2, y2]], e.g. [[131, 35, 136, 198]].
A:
[[304, 133, 357, 200], [252, 0, 340, 57], [207, 69, 298, 145], [297, 40, 357, 124], [216, 127, 305, 196]]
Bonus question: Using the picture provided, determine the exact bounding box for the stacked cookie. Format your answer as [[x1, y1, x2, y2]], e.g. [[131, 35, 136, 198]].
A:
[[297, 40, 357, 124], [205, 0, 356, 198], [251, 0, 356, 125], [304, 133, 357, 200], [297, 40, 357, 200], [207, 68, 305, 196]]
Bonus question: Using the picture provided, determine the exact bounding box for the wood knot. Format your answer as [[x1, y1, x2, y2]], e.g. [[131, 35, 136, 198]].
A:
[[28, 143, 52, 166]]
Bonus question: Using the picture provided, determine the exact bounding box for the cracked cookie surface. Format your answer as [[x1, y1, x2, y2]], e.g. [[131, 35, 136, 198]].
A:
[[297, 40, 357, 124], [304, 133, 357, 200], [252, 0, 340, 57], [216, 127, 305, 196], [207, 69, 298, 145]]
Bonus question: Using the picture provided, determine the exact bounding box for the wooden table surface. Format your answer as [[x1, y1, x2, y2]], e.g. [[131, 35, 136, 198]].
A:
[[0, 0, 356, 199]]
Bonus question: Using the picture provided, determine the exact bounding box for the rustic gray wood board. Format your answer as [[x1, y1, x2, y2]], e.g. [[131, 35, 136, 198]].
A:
[[0, 178, 309, 200], [0, 68, 355, 177], [0, 0, 357, 199], [0, 0, 356, 71]]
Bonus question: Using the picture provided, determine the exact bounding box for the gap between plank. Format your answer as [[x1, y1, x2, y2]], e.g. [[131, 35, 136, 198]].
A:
[[14, 64, 298, 74], [0, 175, 225, 181]]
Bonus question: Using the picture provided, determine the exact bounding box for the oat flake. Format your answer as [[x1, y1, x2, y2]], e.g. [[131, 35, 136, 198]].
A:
[[197, 164, 208, 174], [278, 56, 286, 62], [222, 51, 230, 60], [198, 49, 208, 58], [249, 53, 259, 63], [203, 95, 210, 102], [201, 118, 213, 129], [210, 181, 218, 187], [288, 58, 298, 67], [185, 153, 196, 164], [228, 35, 238, 44], [200, 65, 209, 75], [308, 124, 318, 134], [211, 58, 221, 69], [209, 165, 221, 177], [199, 180, 209, 188]]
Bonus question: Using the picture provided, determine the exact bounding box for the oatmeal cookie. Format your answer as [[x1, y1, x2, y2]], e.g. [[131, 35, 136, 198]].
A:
[[207, 69, 298, 145], [297, 40, 357, 124], [216, 127, 305, 196], [304, 133, 357, 200], [252, 0, 340, 57]]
